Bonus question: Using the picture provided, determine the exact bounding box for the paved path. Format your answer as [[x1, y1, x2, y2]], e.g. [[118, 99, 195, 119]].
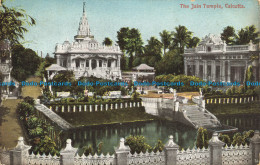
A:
[[34, 103, 73, 130], [0, 99, 23, 148]]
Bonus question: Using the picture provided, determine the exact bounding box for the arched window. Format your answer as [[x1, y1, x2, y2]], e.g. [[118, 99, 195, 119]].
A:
[[99, 60, 102, 67], [76, 59, 80, 68], [86, 60, 89, 67], [108, 59, 111, 67], [91, 59, 97, 69], [207, 47, 211, 52]]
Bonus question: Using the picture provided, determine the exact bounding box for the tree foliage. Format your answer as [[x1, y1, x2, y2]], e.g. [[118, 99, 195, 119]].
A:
[[171, 25, 193, 53], [236, 25, 258, 45], [103, 37, 113, 46], [11, 44, 41, 81], [221, 26, 236, 45], [0, 4, 36, 45], [159, 30, 172, 56], [117, 27, 143, 69]]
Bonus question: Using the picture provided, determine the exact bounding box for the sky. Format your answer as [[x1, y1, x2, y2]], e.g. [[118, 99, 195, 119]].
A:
[[4, 0, 260, 57]]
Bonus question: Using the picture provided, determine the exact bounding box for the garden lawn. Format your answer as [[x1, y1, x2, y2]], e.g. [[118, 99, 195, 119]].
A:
[[57, 107, 158, 127], [206, 103, 260, 115], [21, 77, 42, 99]]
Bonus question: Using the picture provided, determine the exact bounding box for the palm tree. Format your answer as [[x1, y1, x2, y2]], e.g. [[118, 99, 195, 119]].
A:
[[103, 37, 113, 46], [159, 30, 172, 56], [171, 25, 192, 53], [187, 37, 200, 48], [236, 25, 258, 45]]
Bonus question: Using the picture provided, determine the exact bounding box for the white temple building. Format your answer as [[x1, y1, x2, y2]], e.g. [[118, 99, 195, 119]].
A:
[[183, 34, 259, 83], [48, 3, 123, 80]]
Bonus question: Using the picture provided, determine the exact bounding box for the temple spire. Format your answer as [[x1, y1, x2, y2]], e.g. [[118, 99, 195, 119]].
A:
[[74, 2, 94, 41], [83, 2, 86, 13]]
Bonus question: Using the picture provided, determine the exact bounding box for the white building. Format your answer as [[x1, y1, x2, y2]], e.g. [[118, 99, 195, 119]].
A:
[[51, 3, 123, 80], [183, 34, 259, 83]]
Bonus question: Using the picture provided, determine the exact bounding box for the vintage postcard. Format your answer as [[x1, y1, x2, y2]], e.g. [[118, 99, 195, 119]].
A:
[[0, 0, 259, 164]]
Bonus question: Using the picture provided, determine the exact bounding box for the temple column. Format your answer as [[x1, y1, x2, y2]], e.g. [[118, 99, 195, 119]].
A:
[[97, 60, 99, 68], [220, 60, 225, 82], [195, 60, 199, 77], [211, 60, 216, 81], [118, 58, 120, 68], [227, 60, 231, 82], [203, 60, 207, 81], [89, 59, 92, 70], [184, 59, 188, 75]]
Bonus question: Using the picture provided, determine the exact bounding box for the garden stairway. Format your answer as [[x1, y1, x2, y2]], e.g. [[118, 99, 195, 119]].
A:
[[34, 103, 73, 130], [181, 104, 221, 129]]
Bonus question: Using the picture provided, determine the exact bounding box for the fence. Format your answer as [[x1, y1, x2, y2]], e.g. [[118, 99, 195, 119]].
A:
[[1, 131, 259, 165], [46, 101, 142, 113], [205, 95, 259, 104]]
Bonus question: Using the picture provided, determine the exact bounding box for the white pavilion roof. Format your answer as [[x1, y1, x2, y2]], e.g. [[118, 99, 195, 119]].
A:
[[46, 64, 67, 71]]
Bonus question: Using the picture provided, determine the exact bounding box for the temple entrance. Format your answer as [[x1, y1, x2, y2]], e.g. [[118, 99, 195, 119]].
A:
[[91, 59, 97, 69]]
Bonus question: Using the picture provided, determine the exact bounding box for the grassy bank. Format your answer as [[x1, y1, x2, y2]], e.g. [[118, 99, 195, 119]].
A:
[[206, 103, 260, 115], [57, 107, 158, 127]]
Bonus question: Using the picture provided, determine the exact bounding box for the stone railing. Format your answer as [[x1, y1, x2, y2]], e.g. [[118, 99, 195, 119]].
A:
[[184, 43, 257, 54], [47, 101, 142, 113], [205, 95, 259, 104], [0, 131, 260, 165], [74, 153, 115, 165], [177, 147, 209, 164], [128, 151, 165, 165], [222, 144, 252, 165]]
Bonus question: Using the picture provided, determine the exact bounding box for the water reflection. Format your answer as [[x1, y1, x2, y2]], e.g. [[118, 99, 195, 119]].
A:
[[217, 114, 260, 131], [63, 120, 197, 153]]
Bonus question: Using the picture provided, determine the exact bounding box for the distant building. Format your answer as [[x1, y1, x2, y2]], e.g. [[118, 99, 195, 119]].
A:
[[122, 63, 155, 82], [182, 34, 259, 83], [51, 3, 123, 80]]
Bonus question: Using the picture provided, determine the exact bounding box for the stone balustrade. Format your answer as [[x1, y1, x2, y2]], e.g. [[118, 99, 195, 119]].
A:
[[205, 95, 259, 104], [1, 131, 259, 165], [47, 101, 142, 113]]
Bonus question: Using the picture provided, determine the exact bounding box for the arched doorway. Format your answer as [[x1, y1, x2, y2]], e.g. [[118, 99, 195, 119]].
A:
[[91, 59, 97, 69]]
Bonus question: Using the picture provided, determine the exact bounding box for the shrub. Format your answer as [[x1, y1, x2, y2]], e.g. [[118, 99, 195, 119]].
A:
[[125, 135, 152, 154], [219, 134, 231, 146], [17, 102, 35, 120], [196, 127, 209, 149], [24, 96, 35, 105]]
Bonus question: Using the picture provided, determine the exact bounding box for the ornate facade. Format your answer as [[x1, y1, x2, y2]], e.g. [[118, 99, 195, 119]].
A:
[[0, 40, 13, 94], [54, 3, 122, 80], [183, 34, 259, 83]]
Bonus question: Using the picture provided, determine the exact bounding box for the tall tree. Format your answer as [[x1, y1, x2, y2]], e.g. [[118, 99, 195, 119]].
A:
[[116, 27, 130, 52], [159, 30, 172, 56], [0, 4, 36, 45], [187, 37, 200, 48], [116, 27, 143, 69], [102, 37, 113, 46], [155, 49, 183, 75], [11, 44, 41, 81], [171, 25, 192, 53], [221, 26, 236, 45], [144, 37, 162, 66]]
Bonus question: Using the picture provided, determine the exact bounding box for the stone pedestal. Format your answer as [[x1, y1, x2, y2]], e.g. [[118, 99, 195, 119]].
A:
[[209, 132, 225, 165], [115, 138, 130, 165], [10, 137, 31, 165], [164, 135, 179, 165], [60, 139, 77, 165], [250, 130, 260, 165]]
